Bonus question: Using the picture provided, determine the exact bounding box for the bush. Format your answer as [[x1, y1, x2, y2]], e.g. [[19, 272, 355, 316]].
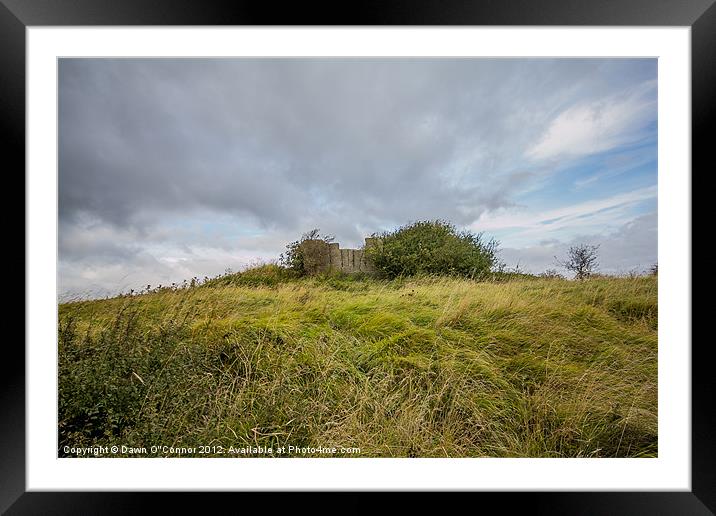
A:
[[365, 220, 498, 279], [279, 229, 334, 275]]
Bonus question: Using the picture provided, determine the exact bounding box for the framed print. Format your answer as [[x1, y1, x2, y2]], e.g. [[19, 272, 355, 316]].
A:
[[6, 0, 713, 513]]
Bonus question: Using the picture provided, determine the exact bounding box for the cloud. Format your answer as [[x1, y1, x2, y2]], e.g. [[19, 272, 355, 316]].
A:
[[471, 185, 656, 246], [498, 211, 658, 276], [58, 58, 657, 297], [58, 212, 286, 300], [527, 80, 656, 161]]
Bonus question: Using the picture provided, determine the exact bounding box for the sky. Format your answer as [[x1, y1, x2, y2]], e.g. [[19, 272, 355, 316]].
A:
[[58, 58, 657, 299]]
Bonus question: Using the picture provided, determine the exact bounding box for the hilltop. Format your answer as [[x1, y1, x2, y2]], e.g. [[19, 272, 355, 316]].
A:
[[59, 267, 657, 457]]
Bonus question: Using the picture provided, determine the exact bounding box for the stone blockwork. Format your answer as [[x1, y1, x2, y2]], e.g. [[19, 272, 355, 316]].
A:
[[299, 238, 379, 275]]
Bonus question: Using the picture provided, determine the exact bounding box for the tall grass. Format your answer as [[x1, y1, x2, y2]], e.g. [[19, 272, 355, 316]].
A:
[[59, 272, 657, 457]]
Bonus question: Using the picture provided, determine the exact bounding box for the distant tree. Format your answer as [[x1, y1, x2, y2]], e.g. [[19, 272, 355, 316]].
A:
[[649, 263, 658, 276], [279, 229, 334, 274], [555, 244, 599, 280]]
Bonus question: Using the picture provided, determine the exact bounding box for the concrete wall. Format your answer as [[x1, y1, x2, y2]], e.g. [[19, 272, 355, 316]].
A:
[[299, 238, 378, 275]]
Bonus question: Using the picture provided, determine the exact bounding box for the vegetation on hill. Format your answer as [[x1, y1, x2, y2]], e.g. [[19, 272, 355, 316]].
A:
[[59, 269, 657, 458], [279, 229, 335, 274], [366, 220, 499, 279]]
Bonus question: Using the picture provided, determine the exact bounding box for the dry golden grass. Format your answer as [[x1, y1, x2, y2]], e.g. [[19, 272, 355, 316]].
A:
[[59, 271, 657, 457]]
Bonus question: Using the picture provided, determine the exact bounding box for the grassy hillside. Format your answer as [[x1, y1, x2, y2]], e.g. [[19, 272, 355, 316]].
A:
[[58, 268, 657, 458]]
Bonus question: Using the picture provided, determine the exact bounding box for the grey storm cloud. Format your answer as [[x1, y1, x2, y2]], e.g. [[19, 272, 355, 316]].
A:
[[498, 211, 658, 276], [59, 59, 655, 232], [58, 58, 657, 297]]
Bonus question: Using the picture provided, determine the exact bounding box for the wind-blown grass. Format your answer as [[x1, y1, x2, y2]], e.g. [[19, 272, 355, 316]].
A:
[[58, 271, 657, 457]]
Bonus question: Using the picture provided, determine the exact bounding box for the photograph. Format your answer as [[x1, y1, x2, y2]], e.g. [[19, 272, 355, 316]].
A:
[[57, 57, 659, 459], [7, 1, 707, 507]]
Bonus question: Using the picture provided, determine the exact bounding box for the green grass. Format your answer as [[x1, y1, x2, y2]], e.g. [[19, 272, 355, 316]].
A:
[[58, 270, 657, 457]]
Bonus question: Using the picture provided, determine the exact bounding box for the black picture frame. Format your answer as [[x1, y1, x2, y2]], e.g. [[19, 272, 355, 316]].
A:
[[6, 0, 712, 513]]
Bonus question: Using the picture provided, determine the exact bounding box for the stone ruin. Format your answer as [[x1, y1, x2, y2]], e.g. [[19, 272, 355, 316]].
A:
[[299, 237, 380, 275]]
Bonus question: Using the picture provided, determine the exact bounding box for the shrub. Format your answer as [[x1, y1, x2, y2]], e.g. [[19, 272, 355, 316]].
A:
[[279, 229, 334, 275], [365, 220, 498, 279]]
